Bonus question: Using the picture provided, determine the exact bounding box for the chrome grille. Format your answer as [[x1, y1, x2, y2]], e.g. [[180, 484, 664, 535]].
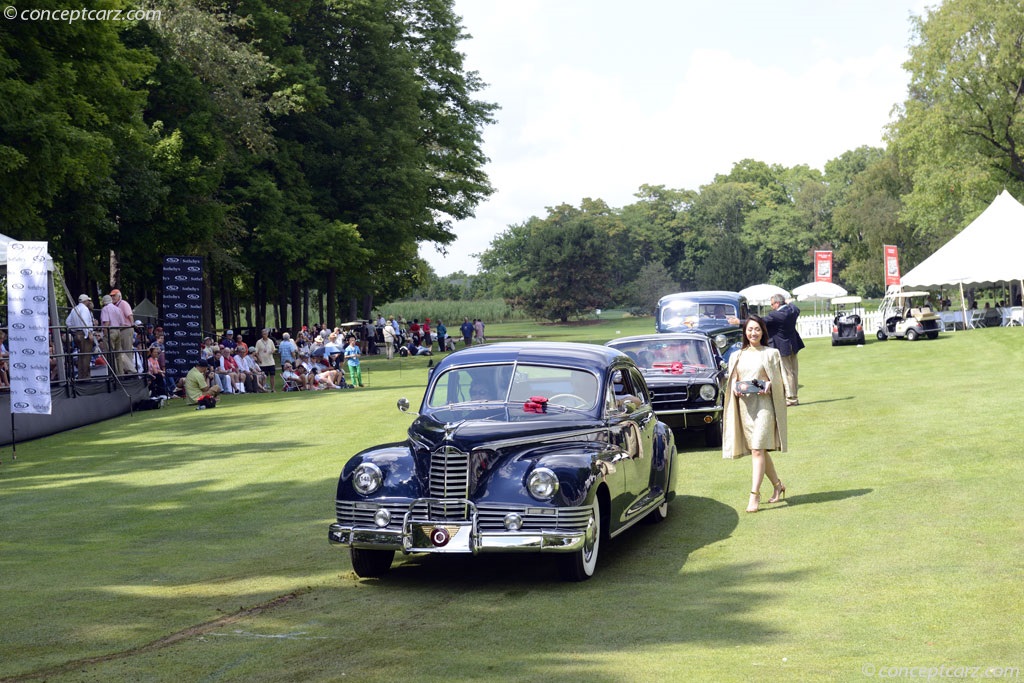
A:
[[476, 505, 593, 532], [429, 446, 470, 518], [650, 385, 691, 412], [335, 500, 428, 530]]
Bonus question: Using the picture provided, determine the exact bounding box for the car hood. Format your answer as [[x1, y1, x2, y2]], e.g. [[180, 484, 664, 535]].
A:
[[411, 411, 604, 453], [639, 366, 718, 384]]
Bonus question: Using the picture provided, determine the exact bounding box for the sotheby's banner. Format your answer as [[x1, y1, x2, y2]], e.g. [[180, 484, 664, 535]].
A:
[[6, 241, 51, 415]]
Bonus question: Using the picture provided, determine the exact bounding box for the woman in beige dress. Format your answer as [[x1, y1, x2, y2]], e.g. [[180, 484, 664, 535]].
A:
[[722, 315, 788, 513]]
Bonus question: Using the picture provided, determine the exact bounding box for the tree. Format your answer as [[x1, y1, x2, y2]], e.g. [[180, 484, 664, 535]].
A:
[[619, 262, 679, 315], [831, 152, 917, 297], [889, 0, 1024, 241], [480, 201, 616, 322], [694, 233, 765, 292]]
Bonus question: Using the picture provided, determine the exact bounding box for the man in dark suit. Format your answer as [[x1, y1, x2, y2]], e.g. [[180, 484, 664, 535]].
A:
[[764, 294, 805, 406]]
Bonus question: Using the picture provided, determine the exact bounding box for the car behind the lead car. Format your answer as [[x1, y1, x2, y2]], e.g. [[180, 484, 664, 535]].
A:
[[329, 342, 678, 581]]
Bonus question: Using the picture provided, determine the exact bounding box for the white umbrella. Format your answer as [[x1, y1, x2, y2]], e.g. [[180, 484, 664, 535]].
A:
[[792, 281, 848, 301], [739, 283, 791, 306]]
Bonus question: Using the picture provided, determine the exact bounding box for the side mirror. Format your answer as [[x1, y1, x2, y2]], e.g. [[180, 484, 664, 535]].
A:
[[397, 397, 411, 412]]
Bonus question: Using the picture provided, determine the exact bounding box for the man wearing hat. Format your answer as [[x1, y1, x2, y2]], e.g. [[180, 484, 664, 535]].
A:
[[65, 294, 96, 379], [100, 293, 129, 374], [109, 288, 135, 374], [185, 357, 221, 405]]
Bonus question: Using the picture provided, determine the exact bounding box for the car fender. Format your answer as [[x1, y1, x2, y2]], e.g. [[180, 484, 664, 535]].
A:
[[478, 441, 614, 508], [337, 443, 425, 500]]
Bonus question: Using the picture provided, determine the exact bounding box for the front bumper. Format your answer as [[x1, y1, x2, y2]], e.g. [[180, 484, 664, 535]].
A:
[[654, 405, 722, 429], [328, 498, 588, 555]]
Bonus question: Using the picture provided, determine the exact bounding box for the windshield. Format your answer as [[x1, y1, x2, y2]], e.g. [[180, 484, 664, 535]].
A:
[[608, 339, 715, 371], [426, 363, 600, 411], [660, 300, 735, 329]]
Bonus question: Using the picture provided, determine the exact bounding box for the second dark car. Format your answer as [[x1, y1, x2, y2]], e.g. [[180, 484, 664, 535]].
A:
[[606, 332, 726, 447]]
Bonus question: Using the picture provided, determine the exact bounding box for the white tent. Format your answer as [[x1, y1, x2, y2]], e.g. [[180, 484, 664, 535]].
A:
[[739, 283, 790, 306], [792, 281, 847, 301], [902, 190, 1024, 289]]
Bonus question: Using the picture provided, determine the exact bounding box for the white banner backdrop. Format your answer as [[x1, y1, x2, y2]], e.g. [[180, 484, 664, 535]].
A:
[[7, 241, 51, 415]]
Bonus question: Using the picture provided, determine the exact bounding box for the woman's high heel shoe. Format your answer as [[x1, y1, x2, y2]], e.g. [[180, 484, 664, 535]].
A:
[[746, 491, 760, 513], [768, 481, 786, 504]]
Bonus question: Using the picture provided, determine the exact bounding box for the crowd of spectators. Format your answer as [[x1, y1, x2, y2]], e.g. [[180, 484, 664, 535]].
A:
[[44, 298, 492, 409]]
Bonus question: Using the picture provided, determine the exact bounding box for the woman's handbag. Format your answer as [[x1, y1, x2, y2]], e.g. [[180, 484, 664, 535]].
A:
[[734, 379, 765, 395]]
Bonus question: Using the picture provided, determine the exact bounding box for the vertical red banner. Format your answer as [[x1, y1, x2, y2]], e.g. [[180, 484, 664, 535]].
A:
[[814, 250, 833, 283], [884, 245, 901, 287]]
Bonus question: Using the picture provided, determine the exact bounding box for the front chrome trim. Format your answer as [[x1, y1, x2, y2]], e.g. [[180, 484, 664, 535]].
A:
[[329, 497, 592, 555], [655, 405, 723, 416]]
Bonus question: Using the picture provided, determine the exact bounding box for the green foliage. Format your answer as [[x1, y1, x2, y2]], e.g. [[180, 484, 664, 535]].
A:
[[694, 232, 766, 291], [618, 261, 679, 315], [889, 0, 1024, 241], [0, 0, 494, 328], [377, 297, 525, 324]]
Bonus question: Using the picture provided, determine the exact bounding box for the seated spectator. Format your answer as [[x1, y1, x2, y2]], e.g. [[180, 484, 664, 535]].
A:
[[145, 347, 169, 397], [234, 347, 266, 393], [235, 334, 248, 354], [210, 349, 234, 394], [220, 346, 247, 393], [202, 337, 219, 359], [184, 358, 221, 405], [401, 339, 431, 357], [314, 366, 346, 390], [281, 362, 304, 391]]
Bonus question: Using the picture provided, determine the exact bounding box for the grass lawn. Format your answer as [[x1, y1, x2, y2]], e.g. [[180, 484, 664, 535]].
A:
[[1, 319, 1022, 682]]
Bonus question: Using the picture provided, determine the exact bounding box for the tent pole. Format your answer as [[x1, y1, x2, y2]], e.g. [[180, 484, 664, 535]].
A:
[[959, 283, 970, 330]]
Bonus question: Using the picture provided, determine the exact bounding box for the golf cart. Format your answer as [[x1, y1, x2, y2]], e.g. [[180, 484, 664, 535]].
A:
[[830, 296, 865, 346], [876, 287, 941, 341]]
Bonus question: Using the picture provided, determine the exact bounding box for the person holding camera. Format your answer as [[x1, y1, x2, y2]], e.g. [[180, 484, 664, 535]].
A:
[[721, 315, 788, 513]]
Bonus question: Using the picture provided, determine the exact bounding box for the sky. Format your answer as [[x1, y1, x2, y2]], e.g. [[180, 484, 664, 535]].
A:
[[419, 0, 930, 276]]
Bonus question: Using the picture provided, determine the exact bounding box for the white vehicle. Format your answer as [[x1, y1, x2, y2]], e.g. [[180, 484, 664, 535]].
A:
[[876, 286, 941, 341]]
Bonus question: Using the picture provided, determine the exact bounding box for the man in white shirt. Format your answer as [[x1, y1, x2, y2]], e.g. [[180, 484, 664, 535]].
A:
[[235, 347, 266, 392], [65, 294, 96, 379]]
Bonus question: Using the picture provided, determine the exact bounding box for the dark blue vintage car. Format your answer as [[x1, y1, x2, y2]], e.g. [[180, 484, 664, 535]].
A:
[[654, 290, 748, 361], [329, 342, 678, 581], [606, 332, 727, 447]]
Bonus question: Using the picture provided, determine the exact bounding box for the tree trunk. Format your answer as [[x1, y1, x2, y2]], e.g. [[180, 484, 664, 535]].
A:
[[109, 249, 120, 290], [302, 285, 310, 331], [326, 269, 337, 328]]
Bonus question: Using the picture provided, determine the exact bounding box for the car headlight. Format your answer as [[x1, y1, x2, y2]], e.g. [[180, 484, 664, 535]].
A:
[[699, 384, 716, 401], [713, 334, 729, 350], [527, 467, 559, 500], [352, 463, 383, 495]]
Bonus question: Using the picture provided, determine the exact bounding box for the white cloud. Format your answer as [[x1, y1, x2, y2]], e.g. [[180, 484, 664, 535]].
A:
[[421, 1, 921, 276]]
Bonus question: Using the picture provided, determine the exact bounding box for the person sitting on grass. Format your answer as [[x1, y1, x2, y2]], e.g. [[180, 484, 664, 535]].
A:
[[185, 358, 221, 405], [314, 365, 346, 390]]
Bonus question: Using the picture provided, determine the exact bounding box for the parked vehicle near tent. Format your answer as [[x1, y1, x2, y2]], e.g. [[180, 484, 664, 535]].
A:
[[876, 287, 941, 341], [830, 296, 865, 346]]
